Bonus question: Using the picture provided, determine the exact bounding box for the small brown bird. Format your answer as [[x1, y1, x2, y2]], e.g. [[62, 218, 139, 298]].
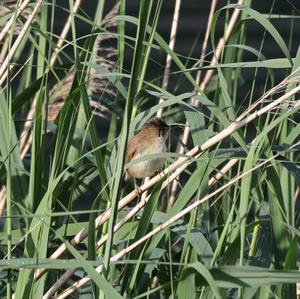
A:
[[125, 117, 169, 180]]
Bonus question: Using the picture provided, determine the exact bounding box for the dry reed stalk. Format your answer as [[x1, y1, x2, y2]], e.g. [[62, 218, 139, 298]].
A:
[[54, 139, 300, 298], [43, 269, 77, 298], [0, 0, 31, 43], [35, 70, 300, 283], [140, 0, 182, 203], [50, 0, 83, 66], [195, 0, 218, 84], [198, 0, 244, 91], [0, 39, 9, 63], [0, 1, 32, 92], [168, 0, 244, 208], [157, 0, 181, 118], [0, 0, 42, 85]]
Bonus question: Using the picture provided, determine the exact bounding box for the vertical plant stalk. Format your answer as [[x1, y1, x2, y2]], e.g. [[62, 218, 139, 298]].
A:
[[0, 39, 9, 63], [0, 0, 42, 85], [168, 0, 244, 208], [194, 0, 218, 86], [0, 0, 31, 43], [50, 0, 83, 66], [6, 77, 13, 299], [156, 0, 181, 118], [141, 0, 181, 203], [102, 0, 153, 281], [0, 0, 84, 217]]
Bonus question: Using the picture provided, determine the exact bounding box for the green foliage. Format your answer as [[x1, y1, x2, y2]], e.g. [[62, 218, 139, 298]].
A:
[[0, 1, 299, 298]]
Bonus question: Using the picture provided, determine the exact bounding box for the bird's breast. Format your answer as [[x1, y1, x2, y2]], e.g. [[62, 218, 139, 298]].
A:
[[127, 137, 167, 178]]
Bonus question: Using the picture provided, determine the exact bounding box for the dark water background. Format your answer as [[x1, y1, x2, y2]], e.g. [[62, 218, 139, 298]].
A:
[[51, 1, 300, 94]]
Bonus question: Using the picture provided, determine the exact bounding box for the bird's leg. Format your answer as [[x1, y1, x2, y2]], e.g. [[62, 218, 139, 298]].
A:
[[134, 177, 142, 199], [156, 169, 165, 180]]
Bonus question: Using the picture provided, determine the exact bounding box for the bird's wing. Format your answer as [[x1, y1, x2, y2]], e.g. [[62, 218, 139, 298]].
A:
[[125, 138, 137, 164]]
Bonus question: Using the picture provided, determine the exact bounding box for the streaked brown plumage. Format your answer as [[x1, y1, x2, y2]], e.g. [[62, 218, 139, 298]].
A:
[[125, 118, 169, 179]]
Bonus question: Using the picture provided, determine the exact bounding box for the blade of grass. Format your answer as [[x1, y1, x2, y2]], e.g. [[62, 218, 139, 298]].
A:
[[102, 0, 154, 279]]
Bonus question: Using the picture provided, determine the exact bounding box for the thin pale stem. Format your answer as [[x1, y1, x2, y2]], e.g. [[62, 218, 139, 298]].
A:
[[50, 0, 83, 66], [142, 0, 182, 203], [196, 0, 218, 84], [168, 0, 244, 207], [0, 0, 31, 43], [156, 0, 181, 118], [0, 39, 9, 64], [0, 0, 42, 85]]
